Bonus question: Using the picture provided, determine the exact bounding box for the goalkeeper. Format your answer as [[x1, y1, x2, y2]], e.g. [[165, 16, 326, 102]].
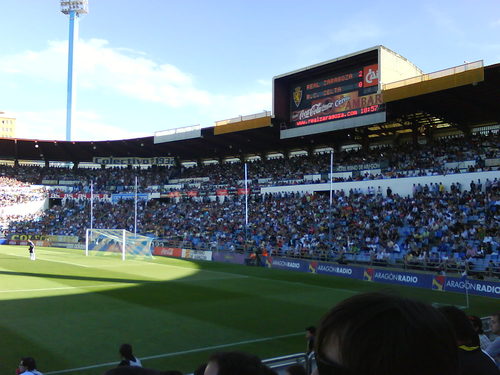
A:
[[28, 240, 36, 260]]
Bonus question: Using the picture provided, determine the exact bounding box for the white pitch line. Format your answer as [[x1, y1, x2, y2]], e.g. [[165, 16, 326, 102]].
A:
[[44, 332, 303, 374], [36, 258, 92, 268], [146, 262, 251, 279], [0, 274, 247, 294], [5, 252, 91, 268], [0, 283, 127, 293]]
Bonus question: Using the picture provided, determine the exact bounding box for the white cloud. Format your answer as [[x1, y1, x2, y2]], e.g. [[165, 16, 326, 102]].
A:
[[75, 39, 210, 107], [0, 41, 67, 83], [206, 92, 272, 122], [15, 109, 148, 141], [0, 38, 272, 140], [14, 109, 66, 140], [329, 24, 383, 46]]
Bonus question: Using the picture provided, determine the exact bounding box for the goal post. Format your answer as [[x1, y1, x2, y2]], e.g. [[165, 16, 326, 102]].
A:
[[85, 229, 154, 260]]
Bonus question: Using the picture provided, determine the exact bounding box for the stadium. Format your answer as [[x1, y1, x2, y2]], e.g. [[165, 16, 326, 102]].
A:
[[1, 43, 499, 375]]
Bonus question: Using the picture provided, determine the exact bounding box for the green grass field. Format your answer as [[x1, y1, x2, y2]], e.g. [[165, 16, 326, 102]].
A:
[[0, 245, 497, 375]]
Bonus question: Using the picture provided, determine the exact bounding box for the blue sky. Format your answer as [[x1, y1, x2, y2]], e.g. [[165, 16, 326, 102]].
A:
[[1, 0, 499, 141]]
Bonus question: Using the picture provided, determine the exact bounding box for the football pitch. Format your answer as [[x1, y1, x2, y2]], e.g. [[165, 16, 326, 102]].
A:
[[0, 245, 497, 375]]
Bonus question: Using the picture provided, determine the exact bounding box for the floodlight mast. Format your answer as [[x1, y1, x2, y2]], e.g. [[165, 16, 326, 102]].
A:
[[60, 1, 88, 141]]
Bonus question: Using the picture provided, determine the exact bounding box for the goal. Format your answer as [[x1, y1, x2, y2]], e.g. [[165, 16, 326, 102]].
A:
[[85, 229, 154, 260]]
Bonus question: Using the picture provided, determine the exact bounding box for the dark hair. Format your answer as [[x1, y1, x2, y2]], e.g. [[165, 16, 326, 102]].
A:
[[104, 367, 161, 375], [468, 315, 484, 334], [20, 357, 37, 371], [285, 364, 307, 375], [438, 306, 479, 346], [193, 363, 207, 375], [120, 343, 135, 361], [305, 326, 316, 334], [207, 351, 271, 375], [315, 292, 458, 375]]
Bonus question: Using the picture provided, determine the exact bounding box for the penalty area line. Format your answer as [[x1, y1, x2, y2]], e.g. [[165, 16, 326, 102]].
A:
[[5, 252, 91, 268], [44, 332, 303, 374], [0, 283, 127, 294]]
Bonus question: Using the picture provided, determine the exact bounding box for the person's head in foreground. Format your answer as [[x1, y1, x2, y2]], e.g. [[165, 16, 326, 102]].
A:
[[313, 292, 459, 375], [468, 315, 485, 334], [204, 351, 275, 375], [438, 306, 479, 346], [119, 344, 135, 361], [19, 357, 39, 374]]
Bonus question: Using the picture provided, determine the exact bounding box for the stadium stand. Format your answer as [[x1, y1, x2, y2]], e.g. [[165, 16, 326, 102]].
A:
[[1, 131, 499, 280], [0, 132, 498, 192]]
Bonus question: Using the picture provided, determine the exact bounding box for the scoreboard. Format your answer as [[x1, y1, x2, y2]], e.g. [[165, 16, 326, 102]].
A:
[[273, 48, 387, 139], [289, 63, 384, 127]]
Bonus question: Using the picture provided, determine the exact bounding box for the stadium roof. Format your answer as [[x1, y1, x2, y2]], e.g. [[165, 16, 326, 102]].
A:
[[0, 63, 498, 164]]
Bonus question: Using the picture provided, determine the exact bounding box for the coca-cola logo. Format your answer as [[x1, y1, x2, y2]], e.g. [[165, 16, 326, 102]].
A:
[[293, 95, 351, 121]]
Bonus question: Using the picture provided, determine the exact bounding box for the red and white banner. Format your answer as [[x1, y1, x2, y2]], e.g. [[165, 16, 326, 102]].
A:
[[153, 246, 183, 257], [49, 192, 111, 201], [152, 246, 212, 261]]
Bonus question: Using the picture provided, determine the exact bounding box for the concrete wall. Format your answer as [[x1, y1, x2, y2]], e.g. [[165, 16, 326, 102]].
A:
[[380, 46, 423, 86], [261, 170, 499, 197]]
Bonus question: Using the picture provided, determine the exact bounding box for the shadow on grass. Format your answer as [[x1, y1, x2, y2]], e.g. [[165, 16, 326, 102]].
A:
[[0, 258, 496, 375], [0, 270, 146, 284], [0, 260, 325, 375], [0, 324, 72, 375]]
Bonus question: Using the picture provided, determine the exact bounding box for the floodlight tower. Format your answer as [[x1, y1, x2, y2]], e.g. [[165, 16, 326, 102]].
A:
[[60, 0, 88, 141]]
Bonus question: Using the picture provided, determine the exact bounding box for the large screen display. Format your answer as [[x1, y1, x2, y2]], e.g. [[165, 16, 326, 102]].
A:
[[289, 64, 384, 127]]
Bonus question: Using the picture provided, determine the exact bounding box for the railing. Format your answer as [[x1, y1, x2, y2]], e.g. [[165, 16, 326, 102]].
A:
[[263, 353, 309, 373], [152, 238, 500, 280], [382, 60, 483, 91], [215, 111, 271, 126]]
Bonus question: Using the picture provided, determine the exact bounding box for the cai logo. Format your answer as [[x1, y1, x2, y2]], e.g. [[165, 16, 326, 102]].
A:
[[363, 268, 375, 282], [363, 64, 379, 87], [293, 86, 303, 107], [432, 275, 445, 291], [309, 261, 318, 274]]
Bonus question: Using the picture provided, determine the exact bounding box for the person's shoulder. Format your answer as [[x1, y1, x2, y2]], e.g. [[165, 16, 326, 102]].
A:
[[486, 337, 500, 352], [459, 347, 498, 372]]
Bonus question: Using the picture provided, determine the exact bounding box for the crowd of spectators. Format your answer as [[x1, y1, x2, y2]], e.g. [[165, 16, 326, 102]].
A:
[[0, 177, 47, 207], [0, 132, 498, 194], [5, 177, 499, 276], [1, 131, 499, 276], [178, 132, 499, 186]]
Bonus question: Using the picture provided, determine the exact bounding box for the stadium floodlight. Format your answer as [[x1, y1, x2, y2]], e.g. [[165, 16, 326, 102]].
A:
[[60, 0, 89, 141], [60, 0, 89, 15]]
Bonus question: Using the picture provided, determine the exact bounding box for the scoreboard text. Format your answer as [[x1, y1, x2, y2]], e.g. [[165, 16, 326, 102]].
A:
[[289, 64, 384, 127]]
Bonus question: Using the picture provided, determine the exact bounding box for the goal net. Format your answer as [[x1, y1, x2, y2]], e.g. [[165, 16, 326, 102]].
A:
[[85, 229, 154, 260]]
